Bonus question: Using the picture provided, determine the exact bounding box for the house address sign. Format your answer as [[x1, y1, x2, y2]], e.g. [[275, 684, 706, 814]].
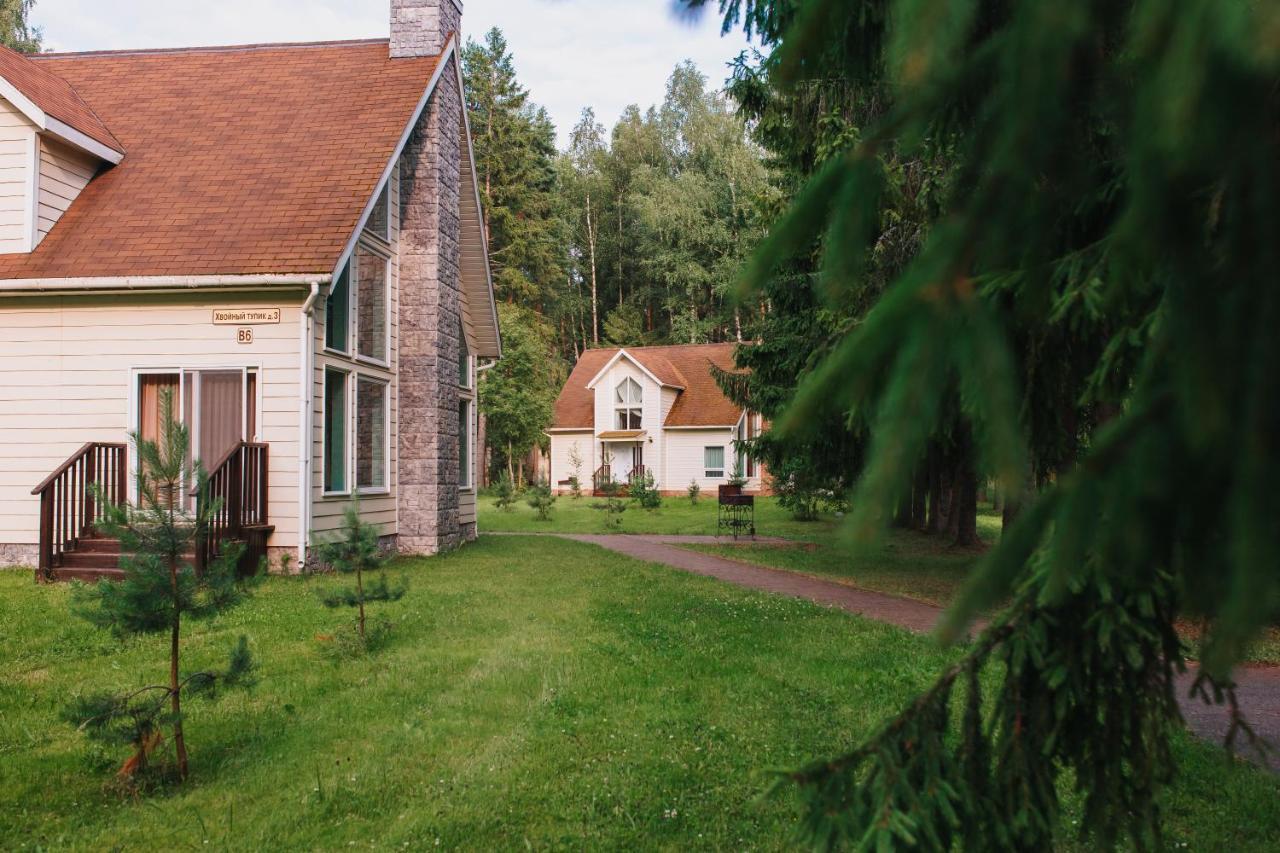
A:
[[212, 308, 281, 325]]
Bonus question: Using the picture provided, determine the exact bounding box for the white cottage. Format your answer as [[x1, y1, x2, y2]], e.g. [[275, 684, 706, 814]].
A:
[[547, 344, 765, 496], [0, 0, 501, 579]]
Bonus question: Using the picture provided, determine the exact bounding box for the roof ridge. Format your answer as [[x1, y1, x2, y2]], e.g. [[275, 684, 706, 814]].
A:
[[33, 37, 392, 60]]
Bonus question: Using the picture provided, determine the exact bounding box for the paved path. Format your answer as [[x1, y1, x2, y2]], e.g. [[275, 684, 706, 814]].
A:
[[491, 532, 1280, 769]]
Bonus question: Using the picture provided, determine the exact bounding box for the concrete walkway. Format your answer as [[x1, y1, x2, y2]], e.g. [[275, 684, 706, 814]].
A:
[[491, 532, 1280, 769]]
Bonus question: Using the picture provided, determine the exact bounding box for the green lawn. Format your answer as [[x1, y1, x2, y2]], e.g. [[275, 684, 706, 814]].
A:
[[2, 536, 1278, 849], [477, 493, 847, 541]]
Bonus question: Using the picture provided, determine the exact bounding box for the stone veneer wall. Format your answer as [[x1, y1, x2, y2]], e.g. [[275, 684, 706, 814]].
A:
[[0, 542, 37, 568], [394, 0, 465, 554]]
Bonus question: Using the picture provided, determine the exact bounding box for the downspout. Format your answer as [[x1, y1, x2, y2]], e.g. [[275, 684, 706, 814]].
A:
[[298, 282, 322, 568]]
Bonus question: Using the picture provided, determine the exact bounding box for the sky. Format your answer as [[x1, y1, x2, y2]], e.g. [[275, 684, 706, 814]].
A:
[[32, 0, 756, 148]]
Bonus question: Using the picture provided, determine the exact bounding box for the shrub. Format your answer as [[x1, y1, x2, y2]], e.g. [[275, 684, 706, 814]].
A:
[[687, 480, 701, 505], [770, 459, 831, 522], [630, 471, 662, 509], [526, 479, 557, 521], [567, 443, 585, 499], [494, 475, 517, 512]]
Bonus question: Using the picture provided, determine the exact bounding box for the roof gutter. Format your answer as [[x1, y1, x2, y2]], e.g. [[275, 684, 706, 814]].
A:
[[0, 274, 329, 295]]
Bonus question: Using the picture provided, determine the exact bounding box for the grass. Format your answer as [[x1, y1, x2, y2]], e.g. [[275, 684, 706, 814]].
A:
[[4, 536, 1278, 849], [477, 493, 846, 541]]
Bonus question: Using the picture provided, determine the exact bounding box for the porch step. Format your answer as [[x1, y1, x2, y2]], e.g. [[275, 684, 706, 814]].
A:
[[49, 566, 126, 583], [75, 537, 121, 555]]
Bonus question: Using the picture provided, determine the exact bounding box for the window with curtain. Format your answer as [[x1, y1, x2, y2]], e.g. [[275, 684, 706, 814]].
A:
[[325, 261, 350, 352], [704, 446, 725, 479], [459, 399, 472, 489], [355, 245, 388, 363], [324, 369, 348, 493], [356, 377, 388, 491], [615, 377, 643, 430]]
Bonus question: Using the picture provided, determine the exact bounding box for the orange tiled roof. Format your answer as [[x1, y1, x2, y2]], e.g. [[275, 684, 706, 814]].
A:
[[0, 45, 122, 154], [0, 39, 441, 280], [552, 343, 746, 429]]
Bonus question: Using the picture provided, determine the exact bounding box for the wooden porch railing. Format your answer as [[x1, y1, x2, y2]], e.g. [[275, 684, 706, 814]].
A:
[[194, 441, 269, 574], [628, 465, 648, 483], [592, 464, 613, 492], [31, 442, 127, 581]]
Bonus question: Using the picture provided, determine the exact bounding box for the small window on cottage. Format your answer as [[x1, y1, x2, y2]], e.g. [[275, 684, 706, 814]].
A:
[[325, 262, 350, 353], [365, 181, 390, 241], [704, 446, 725, 479], [355, 245, 388, 363], [323, 368, 348, 493], [615, 377, 642, 430], [458, 324, 472, 389], [459, 399, 472, 489], [356, 377, 388, 491]]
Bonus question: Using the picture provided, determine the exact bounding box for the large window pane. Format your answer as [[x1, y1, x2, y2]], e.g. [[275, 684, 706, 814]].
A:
[[356, 377, 388, 491], [365, 182, 389, 241], [459, 400, 471, 489], [458, 325, 471, 389], [324, 369, 347, 493], [325, 262, 350, 352], [356, 245, 388, 362], [704, 446, 725, 478]]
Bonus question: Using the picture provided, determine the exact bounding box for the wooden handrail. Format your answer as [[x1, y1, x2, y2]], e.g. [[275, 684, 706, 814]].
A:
[[31, 442, 115, 495], [195, 441, 269, 575], [32, 442, 128, 581]]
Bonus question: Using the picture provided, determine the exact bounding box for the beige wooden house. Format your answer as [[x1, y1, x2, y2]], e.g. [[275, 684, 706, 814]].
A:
[[548, 344, 765, 496], [0, 0, 501, 579]]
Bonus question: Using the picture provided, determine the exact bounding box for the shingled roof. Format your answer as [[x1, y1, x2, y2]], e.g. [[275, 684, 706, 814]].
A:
[[0, 45, 122, 155], [0, 39, 442, 281], [552, 343, 746, 430]]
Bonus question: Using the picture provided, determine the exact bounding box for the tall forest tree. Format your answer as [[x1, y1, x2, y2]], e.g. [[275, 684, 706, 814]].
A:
[[692, 0, 1280, 848], [0, 0, 40, 53]]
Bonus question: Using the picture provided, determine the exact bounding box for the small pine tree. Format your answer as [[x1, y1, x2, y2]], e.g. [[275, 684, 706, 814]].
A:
[[494, 475, 517, 512], [603, 495, 627, 531], [687, 480, 701, 505], [67, 390, 255, 782], [314, 503, 405, 646], [630, 471, 662, 509], [526, 479, 557, 521]]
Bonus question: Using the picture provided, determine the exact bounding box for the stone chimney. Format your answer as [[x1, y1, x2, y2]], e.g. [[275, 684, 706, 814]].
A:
[[391, 0, 461, 58], [394, 0, 468, 553]]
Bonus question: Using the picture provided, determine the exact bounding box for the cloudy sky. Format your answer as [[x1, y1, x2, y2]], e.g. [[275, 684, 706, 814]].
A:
[[32, 0, 755, 148]]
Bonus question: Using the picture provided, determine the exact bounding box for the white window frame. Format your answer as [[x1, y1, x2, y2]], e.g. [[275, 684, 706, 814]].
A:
[[614, 377, 643, 431], [704, 445, 726, 479], [323, 259, 353, 357], [354, 374, 391, 496], [352, 239, 392, 368], [321, 366, 352, 497], [458, 397, 474, 491], [363, 179, 392, 244]]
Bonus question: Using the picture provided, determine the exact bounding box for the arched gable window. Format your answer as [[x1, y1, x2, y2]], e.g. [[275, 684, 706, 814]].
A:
[[615, 378, 643, 430]]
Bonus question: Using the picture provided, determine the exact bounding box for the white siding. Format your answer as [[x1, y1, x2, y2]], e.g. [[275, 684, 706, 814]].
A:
[[0, 292, 305, 550], [591, 356, 666, 485], [36, 137, 97, 245], [549, 432, 591, 493], [0, 97, 34, 254], [662, 428, 738, 493]]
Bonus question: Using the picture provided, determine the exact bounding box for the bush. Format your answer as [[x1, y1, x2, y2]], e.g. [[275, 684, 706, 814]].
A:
[[494, 476, 517, 512], [603, 496, 627, 531], [568, 474, 582, 500], [630, 471, 662, 509], [687, 480, 701, 505], [769, 459, 836, 522], [526, 479, 557, 521]]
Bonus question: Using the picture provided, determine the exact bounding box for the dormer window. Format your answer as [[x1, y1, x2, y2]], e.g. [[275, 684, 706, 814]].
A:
[[615, 378, 642, 430]]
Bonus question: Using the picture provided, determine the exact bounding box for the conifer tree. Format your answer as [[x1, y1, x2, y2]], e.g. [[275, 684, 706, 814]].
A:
[[691, 0, 1280, 847], [66, 391, 255, 782], [314, 503, 405, 645]]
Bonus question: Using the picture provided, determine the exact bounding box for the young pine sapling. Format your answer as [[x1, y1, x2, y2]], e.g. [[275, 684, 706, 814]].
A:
[[66, 390, 256, 783], [314, 503, 406, 646]]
